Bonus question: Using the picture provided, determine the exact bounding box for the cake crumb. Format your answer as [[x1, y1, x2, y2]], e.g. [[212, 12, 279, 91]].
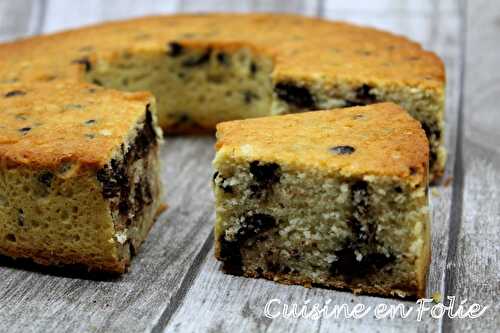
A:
[[432, 188, 441, 197], [443, 176, 453, 187], [432, 292, 442, 303]]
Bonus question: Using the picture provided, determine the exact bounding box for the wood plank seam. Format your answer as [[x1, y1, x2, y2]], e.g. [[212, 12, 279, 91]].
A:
[[34, 0, 48, 35], [150, 231, 215, 333], [441, 0, 467, 332]]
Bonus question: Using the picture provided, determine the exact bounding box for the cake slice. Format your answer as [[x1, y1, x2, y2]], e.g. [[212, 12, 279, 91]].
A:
[[212, 103, 430, 298], [0, 82, 163, 273]]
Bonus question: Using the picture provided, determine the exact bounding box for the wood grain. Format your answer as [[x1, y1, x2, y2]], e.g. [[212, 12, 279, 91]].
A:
[[0, 0, 45, 42], [0, 0, 498, 332], [442, 0, 500, 331]]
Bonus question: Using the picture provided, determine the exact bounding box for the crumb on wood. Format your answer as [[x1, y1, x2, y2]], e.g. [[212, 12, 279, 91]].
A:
[[155, 203, 169, 218], [432, 292, 442, 303]]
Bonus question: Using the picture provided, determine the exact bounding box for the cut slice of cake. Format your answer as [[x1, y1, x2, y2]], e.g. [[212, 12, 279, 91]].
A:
[[0, 82, 163, 273], [212, 103, 430, 298]]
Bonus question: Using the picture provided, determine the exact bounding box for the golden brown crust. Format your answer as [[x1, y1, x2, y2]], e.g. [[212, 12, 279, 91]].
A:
[[0, 13, 443, 170], [215, 103, 429, 182], [0, 82, 152, 170], [0, 14, 444, 89]]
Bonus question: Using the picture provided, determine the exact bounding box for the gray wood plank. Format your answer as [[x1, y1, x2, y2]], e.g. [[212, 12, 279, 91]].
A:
[[0, 0, 45, 42], [177, 0, 319, 15], [164, 1, 465, 332], [442, 0, 500, 332]]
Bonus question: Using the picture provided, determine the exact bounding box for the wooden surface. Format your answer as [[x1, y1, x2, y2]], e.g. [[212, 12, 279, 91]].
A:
[[0, 1, 498, 332]]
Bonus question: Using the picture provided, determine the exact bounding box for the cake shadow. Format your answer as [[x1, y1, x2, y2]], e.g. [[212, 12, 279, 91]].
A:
[[0, 254, 122, 281]]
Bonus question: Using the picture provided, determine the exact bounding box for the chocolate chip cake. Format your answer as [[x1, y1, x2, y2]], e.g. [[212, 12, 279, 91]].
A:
[[0, 82, 163, 273], [0, 13, 445, 180], [213, 103, 430, 298]]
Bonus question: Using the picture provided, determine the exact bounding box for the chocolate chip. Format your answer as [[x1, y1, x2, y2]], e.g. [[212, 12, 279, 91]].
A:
[[274, 82, 315, 109], [216, 52, 230, 66], [5, 90, 26, 98], [219, 237, 243, 275], [97, 159, 128, 199], [220, 213, 276, 275], [355, 84, 377, 103], [19, 127, 31, 134], [243, 91, 259, 104], [72, 57, 92, 72], [17, 209, 24, 227], [330, 145, 355, 155], [395, 186, 403, 193], [250, 62, 258, 76], [38, 171, 54, 187], [84, 119, 96, 125], [237, 213, 276, 239], [213, 172, 233, 194], [182, 48, 211, 67], [167, 42, 183, 57], [345, 84, 377, 106], [330, 246, 394, 280], [92, 79, 103, 86], [249, 161, 280, 184]]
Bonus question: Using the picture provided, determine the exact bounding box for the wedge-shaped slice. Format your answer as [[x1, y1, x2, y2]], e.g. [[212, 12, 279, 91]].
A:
[[213, 102, 430, 298], [0, 82, 163, 273]]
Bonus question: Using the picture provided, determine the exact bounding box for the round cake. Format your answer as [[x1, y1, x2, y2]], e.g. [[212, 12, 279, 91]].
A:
[[0, 13, 445, 179]]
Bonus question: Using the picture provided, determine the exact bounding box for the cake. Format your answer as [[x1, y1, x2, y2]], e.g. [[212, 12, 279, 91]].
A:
[[212, 103, 430, 298], [0, 82, 163, 273], [0, 13, 445, 180]]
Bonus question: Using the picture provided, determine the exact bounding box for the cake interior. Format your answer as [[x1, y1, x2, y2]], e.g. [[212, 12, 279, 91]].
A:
[[83, 42, 443, 177], [213, 158, 429, 298], [0, 106, 161, 272]]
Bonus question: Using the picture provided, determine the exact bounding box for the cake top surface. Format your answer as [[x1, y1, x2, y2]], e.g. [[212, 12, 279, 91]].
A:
[[0, 82, 152, 170], [0, 13, 444, 90], [215, 102, 429, 182]]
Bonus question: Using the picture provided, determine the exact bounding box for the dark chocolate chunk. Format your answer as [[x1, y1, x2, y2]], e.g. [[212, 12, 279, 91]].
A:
[[237, 213, 276, 239], [330, 246, 394, 280], [84, 119, 96, 125], [17, 209, 24, 227], [167, 42, 183, 57], [97, 103, 157, 224], [19, 127, 31, 134], [249, 161, 280, 185], [345, 84, 377, 106], [96, 159, 128, 199], [5, 90, 26, 98], [249, 62, 258, 76], [216, 52, 230, 66], [243, 90, 259, 104], [38, 171, 54, 187], [182, 48, 211, 67], [220, 213, 277, 274], [219, 237, 244, 275], [330, 145, 355, 155], [274, 82, 315, 109], [421, 122, 441, 140], [72, 57, 92, 72], [213, 172, 233, 194]]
